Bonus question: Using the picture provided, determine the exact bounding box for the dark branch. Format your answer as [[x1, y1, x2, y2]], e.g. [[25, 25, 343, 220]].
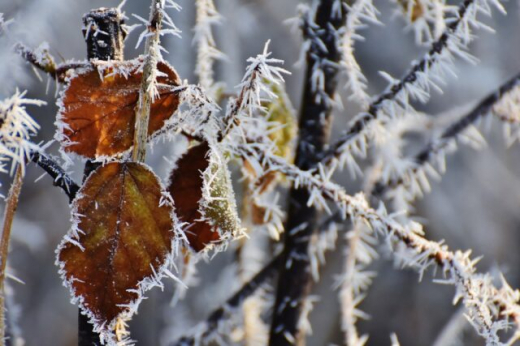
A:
[[269, 1, 347, 345], [82, 8, 127, 61], [31, 152, 80, 203]]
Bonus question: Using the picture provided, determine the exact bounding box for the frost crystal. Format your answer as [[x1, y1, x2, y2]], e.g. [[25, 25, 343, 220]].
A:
[[194, 0, 224, 97], [0, 90, 43, 174], [339, 0, 380, 107]]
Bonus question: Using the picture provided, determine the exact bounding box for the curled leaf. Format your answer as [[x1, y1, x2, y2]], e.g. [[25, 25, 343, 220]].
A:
[[57, 162, 180, 336], [56, 58, 180, 159], [201, 147, 242, 241], [168, 142, 242, 252]]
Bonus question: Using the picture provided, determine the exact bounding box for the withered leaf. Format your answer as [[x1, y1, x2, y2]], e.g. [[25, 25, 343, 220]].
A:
[[168, 142, 216, 252], [57, 58, 180, 159], [168, 142, 242, 252], [57, 162, 175, 328]]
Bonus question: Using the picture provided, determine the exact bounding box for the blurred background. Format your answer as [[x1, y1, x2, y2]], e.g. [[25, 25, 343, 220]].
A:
[[0, 0, 520, 345]]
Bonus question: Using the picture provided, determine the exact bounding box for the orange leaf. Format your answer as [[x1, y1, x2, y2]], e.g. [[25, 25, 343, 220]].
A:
[[57, 162, 179, 333], [168, 142, 218, 252], [57, 58, 180, 159]]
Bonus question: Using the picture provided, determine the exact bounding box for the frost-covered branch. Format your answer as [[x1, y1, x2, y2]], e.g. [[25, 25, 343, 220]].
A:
[[132, 0, 181, 162], [83, 8, 127, 61], [373, 72, 520, 204], [15, 43, 89, 83], [219, 41, 289, 141], [164, 83, 220, 140], [337, 219, 377, 346], [167, 41, 288, 146], [0, 165, 23, 346], [194, 0, 223, 96], [340, 0, 379, 107], [237, 145, 520, 345], [321, 0, 506, 170], [0, 91, 42, 345]]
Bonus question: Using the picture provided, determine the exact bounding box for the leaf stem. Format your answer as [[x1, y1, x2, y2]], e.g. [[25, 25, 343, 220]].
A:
[[0, 165, 24, 346]]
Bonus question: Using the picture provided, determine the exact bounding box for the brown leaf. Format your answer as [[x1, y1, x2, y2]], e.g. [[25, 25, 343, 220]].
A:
[[57, 162, 177, 329], [168, 142, 218, 252], [169, 142, 242, 252], [57, 58, 180, 159]]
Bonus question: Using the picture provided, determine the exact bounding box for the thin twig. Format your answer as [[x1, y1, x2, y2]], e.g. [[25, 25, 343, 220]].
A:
[[194, 0, 222, 96], [218, 70, 259, 141], [0, 165, 24, 346], [15, 43, 89, 83], [216, 41, 288, 142], [31, 152, 80, 203], [132, 0, 165, 162]]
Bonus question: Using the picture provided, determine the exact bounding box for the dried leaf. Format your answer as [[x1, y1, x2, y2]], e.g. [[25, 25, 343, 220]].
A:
[[168, 142, 242, 252], [57, 58, 180, 159], [57, 162, 177, 332], [168, 143, 215, 252]]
